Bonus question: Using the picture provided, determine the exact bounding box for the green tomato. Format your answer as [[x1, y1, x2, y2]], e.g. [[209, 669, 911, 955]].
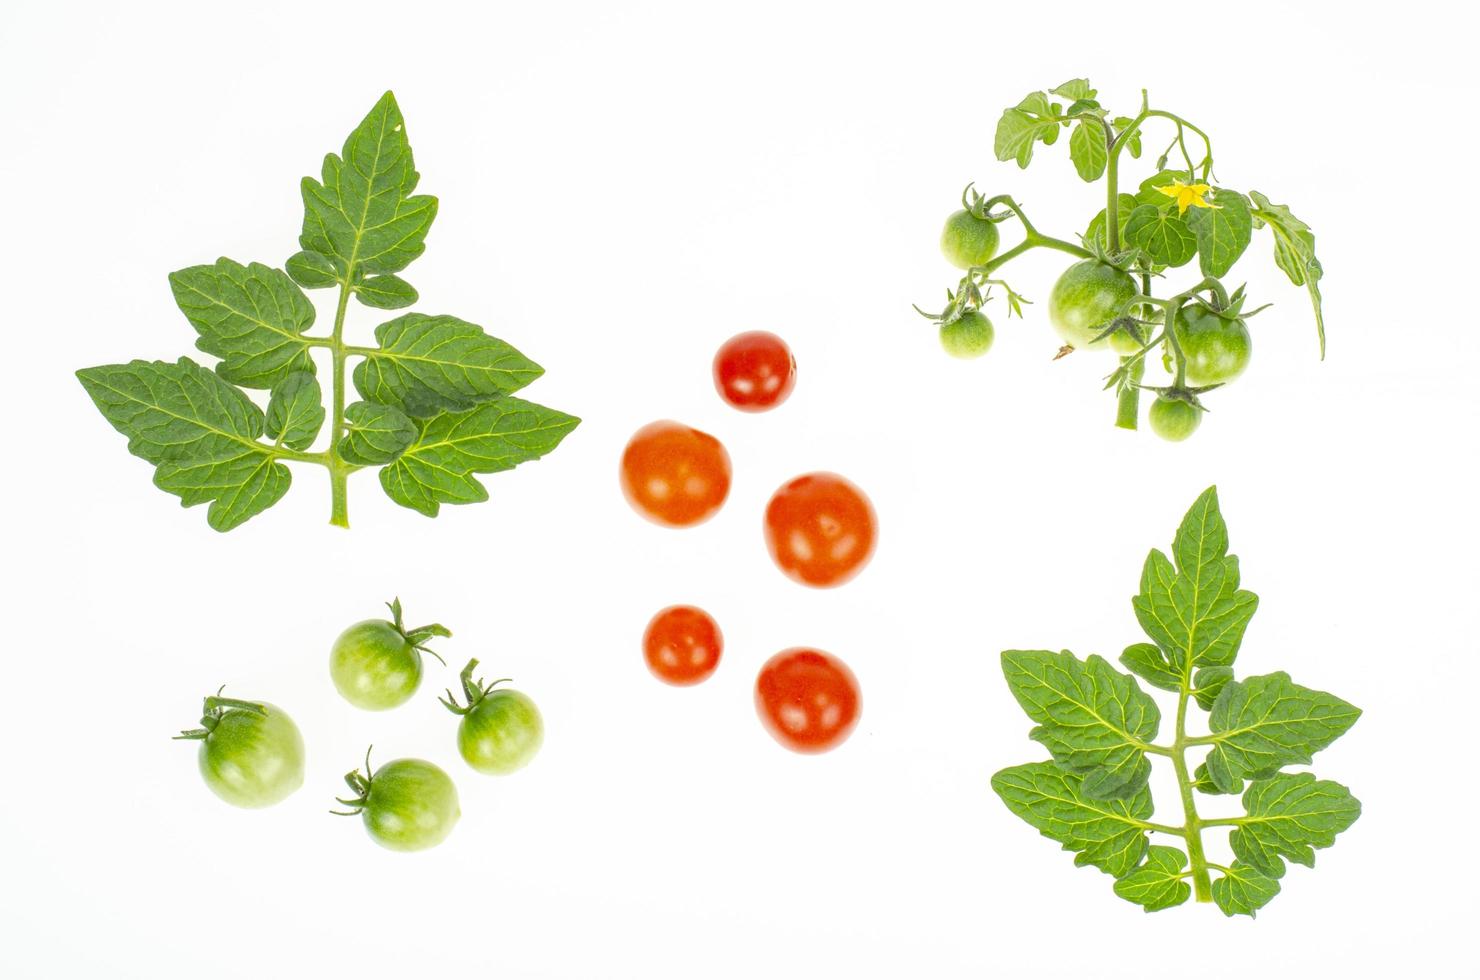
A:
[[458, 689, 545, 775], [356, 758, 461, 852], [182, 697, 305, 809], [1148, 395, 1202, 442], [1174, 306, 1251, 386], [939, 311, 994, 359], [1047, 259, 1139, 353], [330, 600, 450, 710], [940, 209, 1000, 270]]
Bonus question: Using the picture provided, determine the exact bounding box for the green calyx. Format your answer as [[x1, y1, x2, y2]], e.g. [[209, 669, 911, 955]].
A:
[[331, 746, 377, 816], [174, 688, 267, 741], [385, 597, 450, 666], [439, 658, 513, 716]]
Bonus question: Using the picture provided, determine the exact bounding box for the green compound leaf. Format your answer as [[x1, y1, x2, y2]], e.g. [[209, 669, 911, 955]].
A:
[[1212, 862, 1281, 918], [354, 313, 545, 418], [1192, 665, 1234, 711], [337, 401, 415, 466], [1203, 673, 1361, 790], [380, 397, 580, 517], [1001, 650, 1160, 800], [300, 91, 438, 287], [1186, 188, 1252, 278], [1113, 845, 1191, 912], [1123, 204, 1197, 268], [1084, 194, 1137, 251], [1119, 642, 1182, 692], [1230, 773, 1361, 875], [76, 358, 289, 530], [355, 274, 418, 310], [265, 372, 324, 451], [991, 762, 1150, 878], [994, 91, 1063, 168], [1250, 191, 1326, 356], [168, 258, 317, 389], [1133, 487, 1259, 673], [1069, 119, 1108, 181]]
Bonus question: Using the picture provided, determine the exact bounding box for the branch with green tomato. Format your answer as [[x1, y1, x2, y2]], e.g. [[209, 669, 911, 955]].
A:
[[916, 79, 1326, 441]]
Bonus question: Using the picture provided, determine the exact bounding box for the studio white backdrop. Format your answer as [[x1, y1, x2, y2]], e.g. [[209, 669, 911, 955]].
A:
[[2, 1, 1474, 977]]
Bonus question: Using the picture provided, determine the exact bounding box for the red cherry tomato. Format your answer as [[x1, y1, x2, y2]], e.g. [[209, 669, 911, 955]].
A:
[[713, 331, 797, 412], [763, 472, 877, 587], [643, 605, 723, 685], [620, 420, 732, 527], [755, 648, 860, 753]]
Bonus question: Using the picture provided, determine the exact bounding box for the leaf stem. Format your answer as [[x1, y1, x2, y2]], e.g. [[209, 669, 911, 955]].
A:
[[1172, 678, 1214, 902], [328, 280, 352, 528]]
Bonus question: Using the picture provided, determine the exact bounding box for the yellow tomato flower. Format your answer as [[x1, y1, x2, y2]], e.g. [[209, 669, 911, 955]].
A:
[[1155, 180, 1220, 215]]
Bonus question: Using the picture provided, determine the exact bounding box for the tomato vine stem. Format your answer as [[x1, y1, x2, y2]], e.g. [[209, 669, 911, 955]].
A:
[[328, 280, 352, 528]]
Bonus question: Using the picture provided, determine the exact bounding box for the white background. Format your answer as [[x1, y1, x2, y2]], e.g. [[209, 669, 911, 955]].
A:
[[2, 2, 1475, 977]]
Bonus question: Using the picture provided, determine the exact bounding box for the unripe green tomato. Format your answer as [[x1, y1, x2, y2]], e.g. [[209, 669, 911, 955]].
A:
[[1148, 396, 1202, 442], [939, 311, 995, 359], [940, 209, 1000, 270], [197, 703, 305, 809], [457, 689, 545, 775], [1174, 306, 1252, 386], [331, 620, 423, 710], [359, 758, 460, 852], [1047, 259, 1139, 352]]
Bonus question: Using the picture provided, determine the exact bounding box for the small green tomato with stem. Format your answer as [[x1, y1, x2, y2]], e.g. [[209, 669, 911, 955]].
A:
[[175, 691, 305, 808], [330, 598, 449, 710], [332, 748, 461, 852], [441, 659, 545, 775], [939, 311, 995, 359], [1148, 392, 1204, 441]]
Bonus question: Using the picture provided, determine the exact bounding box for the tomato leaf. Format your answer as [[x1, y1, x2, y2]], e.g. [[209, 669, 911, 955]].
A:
[[1113, 116, 1142, 158], [1001, 650, 1161, 800], [1120, 642, 1182, 692], [338, 401, 416, 465], [1069, 119, 1108, 181], [1212, 862, 1281, 917], [1249, 191, 1326, 356], [1229, 773, 1361, 875], [1202, 673, 1361, 791], [1123, 204, 1197, 268], [1186, 188, 1252, 277], [300, 91, 438, 293], [265, 372, 325, 451], [1051, 78, 1097, 100], [354, 274, 419, 310], [76, 358, 291, 530], [379, 397, 580, 517], [994, 91, 1068, 167], [990, 762, 1150, 877], [169, 258, 318, 390], [354, 313, 545, 418], [1114, 845, 1192, 911]]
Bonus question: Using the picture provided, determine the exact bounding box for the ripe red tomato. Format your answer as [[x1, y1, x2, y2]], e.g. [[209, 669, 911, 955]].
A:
[[620, 420, 732, 527], [755, 648, 860, 753], [643, 605, 723, 685], [763, 472, 877, 587], [713, 331, 797, 412]]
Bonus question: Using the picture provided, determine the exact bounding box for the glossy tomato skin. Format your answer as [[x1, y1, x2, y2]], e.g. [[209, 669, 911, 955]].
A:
[[198, 703, 305, 809], [764, 472, 877, 588], [643, 605, 723, 685], [939, 311, 994, 359], [713, 332, 797, 412], [620, 421, 732, 527], [940, 209, 1001, 270], [1174, 307, 1252, 386], [331, 620, 423, 710], [1047, 259, 1140, 352], [755, 648, 861, 753], [458, 690, 544, 775], [1149, 395, 1202, 442], [361, 758, 460, 852]]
